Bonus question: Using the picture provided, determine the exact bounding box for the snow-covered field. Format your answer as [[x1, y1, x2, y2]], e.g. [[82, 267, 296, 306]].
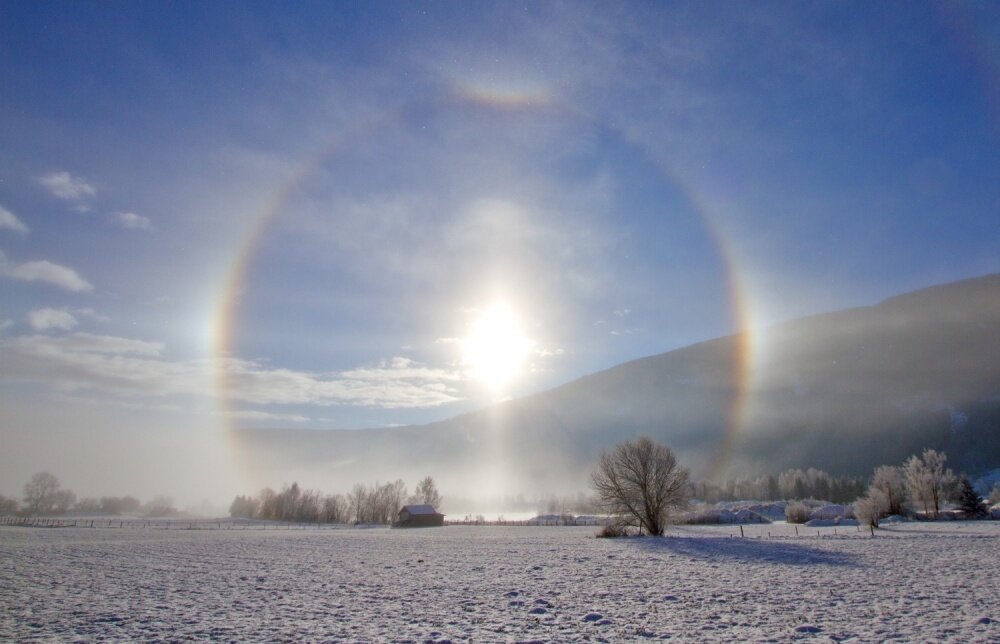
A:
[[1, 522, 998, 642]]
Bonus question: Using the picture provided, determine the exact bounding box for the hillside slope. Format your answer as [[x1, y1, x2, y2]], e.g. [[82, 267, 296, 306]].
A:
[[236, 274, 1000, 493]]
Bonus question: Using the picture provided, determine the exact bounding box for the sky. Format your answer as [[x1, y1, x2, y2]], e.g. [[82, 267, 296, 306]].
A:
[[1, 1, 998, 504]]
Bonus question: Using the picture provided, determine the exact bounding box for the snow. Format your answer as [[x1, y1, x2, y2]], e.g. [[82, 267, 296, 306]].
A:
[[809, 504, 852, 521], [1, 522, 998, 641], [401, 504, 440, 515]]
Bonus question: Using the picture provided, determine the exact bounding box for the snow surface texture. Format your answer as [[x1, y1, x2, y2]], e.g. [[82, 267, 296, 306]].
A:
[[1, 523, 998, 642]]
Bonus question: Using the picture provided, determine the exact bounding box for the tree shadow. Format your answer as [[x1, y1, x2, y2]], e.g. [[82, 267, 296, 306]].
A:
[[625, 535, 858, 567]]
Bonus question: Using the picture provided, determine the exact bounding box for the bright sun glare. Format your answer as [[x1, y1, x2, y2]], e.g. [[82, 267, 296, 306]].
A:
[[462, 303, 535, 392]]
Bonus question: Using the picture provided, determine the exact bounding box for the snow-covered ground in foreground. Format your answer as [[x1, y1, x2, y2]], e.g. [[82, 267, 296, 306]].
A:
[[1, 522, 998, 642]]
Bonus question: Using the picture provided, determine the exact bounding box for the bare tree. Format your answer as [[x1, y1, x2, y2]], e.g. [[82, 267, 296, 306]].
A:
[[143, 496, 177, 517], [0, 494, 18, 515], [904, 449, 957, 519], [347, 484, 367, 524], [591, 436, 690, 536], [410, 476, 442, 508], [52, 489, 76, 514], [23, 472, 64, 516], [321, 494, 348, 523]]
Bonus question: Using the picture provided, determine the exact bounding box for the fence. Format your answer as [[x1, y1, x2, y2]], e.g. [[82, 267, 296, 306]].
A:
[[0, 516, 351, 530]]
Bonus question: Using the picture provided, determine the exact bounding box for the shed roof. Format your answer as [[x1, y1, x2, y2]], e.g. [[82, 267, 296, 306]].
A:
[[401, 504, 441, 515]]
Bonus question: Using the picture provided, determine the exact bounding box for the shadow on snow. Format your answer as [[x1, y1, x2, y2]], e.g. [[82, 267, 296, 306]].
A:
[[625, 535, 858, 567]]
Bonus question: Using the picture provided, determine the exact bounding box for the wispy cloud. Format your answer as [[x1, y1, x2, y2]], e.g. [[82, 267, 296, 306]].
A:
[[220, 355, 463, 408], [1, 333, 462, 410], [0, 251, 94, 292], [0, 205, 29, 234], [0, 319, 13, 334], [115, 211, 153, 231], [74, 307, 110, 322], [38, 171, 96, 201], [213, 409, 310, 423], [27, 308, 78, 331]]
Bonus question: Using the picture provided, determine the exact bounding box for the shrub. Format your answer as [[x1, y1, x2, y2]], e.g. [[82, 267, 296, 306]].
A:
[[854, 489, 889, 529], [784, 502, 809, 524], [596, 522, 631, 538]]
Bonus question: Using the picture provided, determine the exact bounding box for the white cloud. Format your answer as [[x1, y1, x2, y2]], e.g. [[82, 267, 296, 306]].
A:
[[27, 308, 78, 332], [0, 333, 462, 410], [221, 355, 462, 408], [38, 171, 96, 201], [0, 251, 94, 292], [0, 205, 29, 234], [115, 212, 153, 231]]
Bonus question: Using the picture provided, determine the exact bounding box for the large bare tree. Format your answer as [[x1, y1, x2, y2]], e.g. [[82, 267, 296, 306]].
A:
[[591, 436, 690, 536]]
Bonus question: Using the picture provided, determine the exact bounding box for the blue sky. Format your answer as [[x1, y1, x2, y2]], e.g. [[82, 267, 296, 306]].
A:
[[1, 1, 998, 500]]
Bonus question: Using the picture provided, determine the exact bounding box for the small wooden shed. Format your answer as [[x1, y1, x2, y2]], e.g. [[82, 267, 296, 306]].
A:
[[395, 504, 445, 528]]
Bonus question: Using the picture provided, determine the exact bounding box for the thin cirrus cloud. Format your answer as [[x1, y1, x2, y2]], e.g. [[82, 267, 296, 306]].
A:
[[0, 332, 463, 409], [0, 205, 30, 234], [213, 410, 311, 423], [38, 171, 96, 201], [0, 251, 94, 292], [27, 308, 79, 332], [115, 211, 153, 231]]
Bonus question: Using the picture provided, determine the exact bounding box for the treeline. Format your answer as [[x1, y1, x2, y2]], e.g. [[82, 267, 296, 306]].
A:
[[230, 476, 442, 525], [690, 468, 865, 504], [855, 449, 1000, 527], [0, 472, 178, 517]]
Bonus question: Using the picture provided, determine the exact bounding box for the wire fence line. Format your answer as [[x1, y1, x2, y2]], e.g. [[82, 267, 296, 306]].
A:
[[0, 516, 347, 530]]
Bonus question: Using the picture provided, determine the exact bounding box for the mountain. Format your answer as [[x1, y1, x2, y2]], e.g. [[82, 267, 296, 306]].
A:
[[235, 274, 1000, 495]]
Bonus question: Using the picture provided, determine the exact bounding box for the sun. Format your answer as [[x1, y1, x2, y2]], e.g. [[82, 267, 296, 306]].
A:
[[462, 302, 535, 392]]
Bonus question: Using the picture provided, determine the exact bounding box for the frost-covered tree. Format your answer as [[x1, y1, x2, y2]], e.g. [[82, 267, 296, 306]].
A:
[[955, 477, 986, 518], [778, 469, 809, 500], [410, 476, 442, 508], [591, 436, 690, 536], [854, 488, 889, 529], [991, 484, 1000, 506], [870, 465, 907, 517], [903, 449, 957, 519]]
